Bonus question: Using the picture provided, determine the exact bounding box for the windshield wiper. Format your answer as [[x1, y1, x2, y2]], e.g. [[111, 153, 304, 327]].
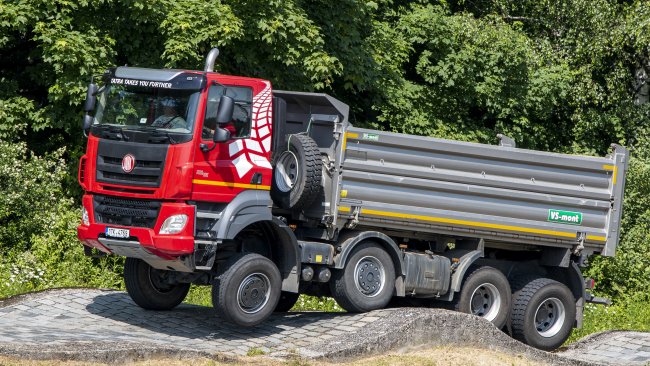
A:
[[149, 130, 176, 144], [131, 125, 178, 144], [93, 124, 129, 141]]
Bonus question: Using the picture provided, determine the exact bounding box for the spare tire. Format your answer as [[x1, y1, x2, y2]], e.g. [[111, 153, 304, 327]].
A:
[[271, 134, 322, 210]]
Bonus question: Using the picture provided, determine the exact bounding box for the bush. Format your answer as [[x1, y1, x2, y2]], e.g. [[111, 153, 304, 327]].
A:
[[568, 293, 650, 343], [586, 154, 650, 299], [0, 141, 123, 298], [0, 142, 67, 253]]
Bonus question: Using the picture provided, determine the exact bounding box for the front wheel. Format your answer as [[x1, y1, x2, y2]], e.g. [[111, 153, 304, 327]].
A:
[[212, 253, 282, 327], [123, 257, 190, 310], [453, 266, 511, 329], [330, 242, 396, 312], [511, 278, 576, 351]]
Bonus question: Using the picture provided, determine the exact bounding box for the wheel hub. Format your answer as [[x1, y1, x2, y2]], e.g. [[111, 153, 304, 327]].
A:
[[354, 256, 385, 297], [534, 297, 566, 337], [469, 283, 501, 321], [237, 273, 271, 314], [275, 152, 299, 192], [147, 267, 175, 294]]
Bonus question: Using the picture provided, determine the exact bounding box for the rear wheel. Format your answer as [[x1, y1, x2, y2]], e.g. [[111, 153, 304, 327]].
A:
[[123, 258, 190, 310], [453, 266, 511, 329], [511, 278, 576, 350], [212, 253, 282, 326], [330, 242, 395, 312]]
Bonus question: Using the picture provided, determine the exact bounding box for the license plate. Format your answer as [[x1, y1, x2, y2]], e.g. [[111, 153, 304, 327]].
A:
[[105, 227, 130, 239]]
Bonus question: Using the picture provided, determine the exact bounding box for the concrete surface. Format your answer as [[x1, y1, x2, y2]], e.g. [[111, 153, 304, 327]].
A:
[[561, 331, 650, 365], [0, 289, 648, 365]]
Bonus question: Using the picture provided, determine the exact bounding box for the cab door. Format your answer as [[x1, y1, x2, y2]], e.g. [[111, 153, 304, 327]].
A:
[[191, 77, 273, 203]]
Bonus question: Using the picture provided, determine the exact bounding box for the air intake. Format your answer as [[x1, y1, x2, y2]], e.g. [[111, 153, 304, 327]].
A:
[[204, 47, 220, 72]]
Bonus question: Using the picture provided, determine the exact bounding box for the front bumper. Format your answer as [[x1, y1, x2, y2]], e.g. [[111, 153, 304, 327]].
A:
[[77, 194, 196, 262]]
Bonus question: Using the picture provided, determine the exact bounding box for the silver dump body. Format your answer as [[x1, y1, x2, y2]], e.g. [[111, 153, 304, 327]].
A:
[[273, 91, 628, 257]]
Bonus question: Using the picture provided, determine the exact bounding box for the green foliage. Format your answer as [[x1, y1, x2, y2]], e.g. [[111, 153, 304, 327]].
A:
[[585, 155, 650, 298], [291, 295, 344, 312], [246, 347, 266, 356], [567, 293, 650, 344], [184, 285, 212, 307], [184, 286, 344, 313], [0, 142, 122, 298], [0, 203, 124, 298], [0, 142, 67, 252], [376, 5, 575, 149]]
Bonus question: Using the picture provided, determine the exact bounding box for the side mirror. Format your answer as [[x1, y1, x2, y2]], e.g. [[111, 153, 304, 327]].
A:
[[213, 127, 231, 143], [216, 95, 234, 124], [84, 83, 98, 112]]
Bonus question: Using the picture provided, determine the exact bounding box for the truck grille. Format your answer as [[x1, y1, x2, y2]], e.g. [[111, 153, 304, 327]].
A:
[[95, 140, 168, 188], [94, 195, 161, 228]]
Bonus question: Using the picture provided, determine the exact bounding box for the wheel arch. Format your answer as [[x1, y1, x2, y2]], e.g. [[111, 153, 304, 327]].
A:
[[333, 230, 406, 296], [213, 190, 273, 240], [228, 217, 301, 294]]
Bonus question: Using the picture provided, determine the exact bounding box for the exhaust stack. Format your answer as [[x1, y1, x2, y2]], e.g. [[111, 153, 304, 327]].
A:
[[204, 47, 220, 72]]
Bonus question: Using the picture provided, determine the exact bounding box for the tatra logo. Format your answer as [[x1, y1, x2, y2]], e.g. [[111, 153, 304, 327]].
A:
[[122, 154, 135, 173]]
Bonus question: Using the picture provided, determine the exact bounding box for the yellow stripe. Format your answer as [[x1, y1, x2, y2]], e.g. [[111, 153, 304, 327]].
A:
[[192, 179, 270, 190], [586, 235, 607, 242], [340, 189, 348, 198], [603, 164, 617, 185], [342, 131, 359, 151], [337, 206, 608, 241]]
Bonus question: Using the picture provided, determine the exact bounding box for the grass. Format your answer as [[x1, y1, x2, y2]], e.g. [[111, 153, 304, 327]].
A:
[[183, 285, 344, 312], [246, 347, 266, 356], [567, 293, 650, 343]]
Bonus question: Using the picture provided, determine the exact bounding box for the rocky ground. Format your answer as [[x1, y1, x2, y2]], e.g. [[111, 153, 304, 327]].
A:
[[1, 289, 648, 365]]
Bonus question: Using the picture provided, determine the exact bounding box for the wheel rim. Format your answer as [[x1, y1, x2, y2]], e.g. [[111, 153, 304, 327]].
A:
[[275, 152, 299, 192], [469, 283, 502, 322], [534, 297, 566, 337], [237, 273, 271, 314], [147, 267, 175, 294], [354, 256, 385, 297]]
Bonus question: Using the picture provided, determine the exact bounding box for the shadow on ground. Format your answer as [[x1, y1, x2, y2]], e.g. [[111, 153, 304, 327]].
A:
[[85, 292, 352, 342]]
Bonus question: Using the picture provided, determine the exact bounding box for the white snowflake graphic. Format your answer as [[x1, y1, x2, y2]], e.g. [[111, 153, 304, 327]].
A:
[[227, 82, 273, 178]]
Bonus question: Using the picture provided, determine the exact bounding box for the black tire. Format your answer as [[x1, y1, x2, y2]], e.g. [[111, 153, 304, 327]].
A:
[[452, 266, 511, 329], [330, 242, 396, 312], [123, 257, 190, 310], [271, 134, 322, 210], [511, 278, 576, 351], [274, 291, 300, 312], [212, 253, 282, 327]]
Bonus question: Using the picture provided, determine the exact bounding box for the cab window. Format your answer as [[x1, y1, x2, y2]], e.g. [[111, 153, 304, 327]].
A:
[[202, 85, 253, 140]]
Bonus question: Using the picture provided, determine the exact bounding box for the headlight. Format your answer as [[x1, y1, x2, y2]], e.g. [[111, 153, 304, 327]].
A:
[[159, 214, 188, 235], [82, 207, 90, 226]]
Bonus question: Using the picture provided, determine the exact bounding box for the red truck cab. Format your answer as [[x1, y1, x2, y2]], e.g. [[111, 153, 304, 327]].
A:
[[78, 67, 277, 268]]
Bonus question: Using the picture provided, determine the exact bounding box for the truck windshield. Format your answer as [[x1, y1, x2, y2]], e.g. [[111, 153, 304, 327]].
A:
[[92, 84, 200, 135]]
